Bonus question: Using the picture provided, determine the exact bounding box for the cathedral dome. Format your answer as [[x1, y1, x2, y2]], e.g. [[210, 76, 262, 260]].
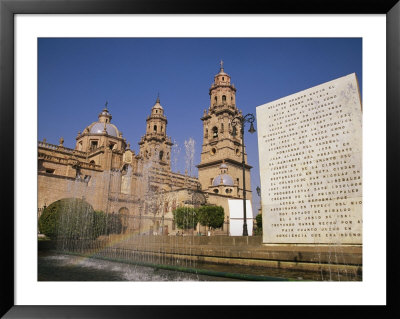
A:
[[212, 174, 234, 186], [81, 102, 121, 138], [88, 122, 119, 137]]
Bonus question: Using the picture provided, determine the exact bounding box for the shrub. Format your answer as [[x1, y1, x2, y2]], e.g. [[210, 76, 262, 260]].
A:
[[38, 198, 122, 240], [38, 200, 64, 239], [255, 213, 263, 235], [105, 212, 123, 235], [172, 206, 198, 230], [198, 205, 224, 230], [93, 210, 107, 237], [39, 198, 95, 239]]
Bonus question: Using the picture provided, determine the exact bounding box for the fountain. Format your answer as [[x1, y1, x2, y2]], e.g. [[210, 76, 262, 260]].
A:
[[38, 134, 361, 282]]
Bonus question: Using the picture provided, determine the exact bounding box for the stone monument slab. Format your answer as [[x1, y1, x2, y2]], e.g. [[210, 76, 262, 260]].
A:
[[256, 73, 362, 244]]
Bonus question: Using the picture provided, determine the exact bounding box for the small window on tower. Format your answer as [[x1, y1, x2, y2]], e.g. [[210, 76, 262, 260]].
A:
[[212, 127, 218, 138], [222, 95, 226, 102], [222, 77, 225, 81], [154, 125, 157, 132]]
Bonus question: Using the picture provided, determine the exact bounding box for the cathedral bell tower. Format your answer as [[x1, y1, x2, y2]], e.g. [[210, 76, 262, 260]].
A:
[[196, 62, 252, 200], [138, 96, 173, 171]]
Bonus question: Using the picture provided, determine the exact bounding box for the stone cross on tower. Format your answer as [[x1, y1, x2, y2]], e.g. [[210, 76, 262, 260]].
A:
[[220, 60, 224, 70]]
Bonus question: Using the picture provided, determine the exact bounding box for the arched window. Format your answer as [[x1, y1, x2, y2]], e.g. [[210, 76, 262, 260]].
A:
[[214, 96, 217, 104], [161, 126, 163, 132], [213, 189, 219, 194], [205, 129, 208, 138], [212, 127, 218, 138], [154, 125, 157, 132], [159, 150, 164, 160], [222, 95, 226, 102]]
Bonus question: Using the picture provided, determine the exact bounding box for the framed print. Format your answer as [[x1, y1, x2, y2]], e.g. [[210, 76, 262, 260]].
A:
[[1, 0, 398, 317]]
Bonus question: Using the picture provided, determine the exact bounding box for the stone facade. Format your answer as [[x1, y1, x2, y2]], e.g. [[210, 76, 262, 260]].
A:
[[38, 64, 253, 235]]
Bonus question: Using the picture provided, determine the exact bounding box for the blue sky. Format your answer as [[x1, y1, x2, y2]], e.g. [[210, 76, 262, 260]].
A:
[[38, 38, 362, 216]]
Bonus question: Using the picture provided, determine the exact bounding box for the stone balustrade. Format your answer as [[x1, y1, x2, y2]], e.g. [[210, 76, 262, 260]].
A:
[[38, 141, 87, 157]]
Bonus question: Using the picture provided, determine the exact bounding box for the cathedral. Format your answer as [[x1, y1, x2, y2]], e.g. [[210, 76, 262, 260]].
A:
[[38, 63, 253, 235]]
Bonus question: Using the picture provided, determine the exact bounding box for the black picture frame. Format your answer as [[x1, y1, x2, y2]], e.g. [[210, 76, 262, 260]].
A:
[[1, 0, 398, 318]]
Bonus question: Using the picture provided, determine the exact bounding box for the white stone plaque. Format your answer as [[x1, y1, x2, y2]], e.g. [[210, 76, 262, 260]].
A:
[[256, 73, 362, 244]]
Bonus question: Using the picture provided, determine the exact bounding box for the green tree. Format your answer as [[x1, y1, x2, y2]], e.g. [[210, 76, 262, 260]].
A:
[[38, 198, 122, 240], [198, 205, 225, 230], [172, 206, 198, 230], [39, 198, 95, 239], [255, 213, 263, 235]]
